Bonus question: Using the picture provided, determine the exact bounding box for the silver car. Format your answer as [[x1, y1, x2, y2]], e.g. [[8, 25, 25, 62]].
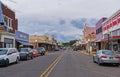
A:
[[93, 50, 120, 66]]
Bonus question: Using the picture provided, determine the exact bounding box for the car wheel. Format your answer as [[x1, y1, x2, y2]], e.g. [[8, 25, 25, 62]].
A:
[[5, 59, 9, 66], [26, 55, 29, 60], [15, 57, 19, 63], [31, 56, 33, 59], [115, 64, 119, 67], [98, 59, 102, 66], [93, 57, 96, 63], [41, 53, 43, 56]]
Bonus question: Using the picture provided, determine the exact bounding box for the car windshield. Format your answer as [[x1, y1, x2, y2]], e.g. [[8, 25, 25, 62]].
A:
[[0, 49, 8, 55], [30, 49, 34, 52], [115, 51, 120, 54], [102, 50, 115, 55], [36, 47, 42, 50], [20, 48, 28, 52]]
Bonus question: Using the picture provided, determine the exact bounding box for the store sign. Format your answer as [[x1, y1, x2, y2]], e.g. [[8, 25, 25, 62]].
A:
[[112, 41, 118, 44], [20, 34, 27, 39], [0, 2, 3, 22], [15, 30, 29, 42], [0, 26, 5, 30], [103, 18, 120, 31]]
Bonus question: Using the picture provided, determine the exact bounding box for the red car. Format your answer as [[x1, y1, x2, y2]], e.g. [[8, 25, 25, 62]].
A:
[[31, 49, 39, 57]]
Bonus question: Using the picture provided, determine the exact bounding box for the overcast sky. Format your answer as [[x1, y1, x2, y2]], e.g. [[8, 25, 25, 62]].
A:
[[1, 0, 120, 42]]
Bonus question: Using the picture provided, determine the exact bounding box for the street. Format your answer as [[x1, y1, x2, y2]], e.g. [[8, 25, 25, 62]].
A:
[[0, 49, 120, 77]]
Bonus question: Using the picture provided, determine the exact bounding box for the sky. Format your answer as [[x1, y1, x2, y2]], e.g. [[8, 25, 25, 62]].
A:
[[1, 0, 120, 42]]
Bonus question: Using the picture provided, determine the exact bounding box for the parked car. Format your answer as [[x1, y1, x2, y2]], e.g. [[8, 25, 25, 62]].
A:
[[93, 50, 120, 66], [30, 49, 39, 57], [19, 48, 33, 60], [54, 48, 59, 51], [36, 47, 46, 56], [0, 48, 20, 66]]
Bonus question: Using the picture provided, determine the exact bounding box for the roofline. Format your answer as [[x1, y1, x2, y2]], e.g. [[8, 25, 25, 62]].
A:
[[102, 9, 120, 24]]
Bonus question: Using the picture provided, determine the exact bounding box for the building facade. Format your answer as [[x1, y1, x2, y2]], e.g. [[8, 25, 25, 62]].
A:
[[83, 24, 96, 53], [0, 1, 18, 48], [102, 9, 120, 51], [95, 17, 107, 50], [29, 35, 57, 51], [15, 30, 33, 50]]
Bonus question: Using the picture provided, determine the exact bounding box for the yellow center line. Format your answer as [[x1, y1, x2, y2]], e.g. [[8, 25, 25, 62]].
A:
[[45, 55, 62, 77], [40, 54, 63, 77]]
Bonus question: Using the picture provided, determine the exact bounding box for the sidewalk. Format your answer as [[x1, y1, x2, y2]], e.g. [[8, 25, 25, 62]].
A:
[[79, 50, 94, 55]]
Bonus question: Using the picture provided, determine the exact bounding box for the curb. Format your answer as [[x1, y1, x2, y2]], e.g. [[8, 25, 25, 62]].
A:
[[80, 51, 93, 55]]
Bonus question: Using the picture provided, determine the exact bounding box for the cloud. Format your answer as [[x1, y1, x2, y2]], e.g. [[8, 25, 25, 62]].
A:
[[59, 19, 66, 25], [1, 0, 119, 42], [18, 17, 96, 42], [2, 0, 120, 18]]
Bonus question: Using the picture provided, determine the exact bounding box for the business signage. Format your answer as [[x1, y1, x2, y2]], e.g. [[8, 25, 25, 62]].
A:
[[0, 26, 5, 30], [0, 1, 3, 22], [103, 12, 120, 31], [15, 30, 29, 42]]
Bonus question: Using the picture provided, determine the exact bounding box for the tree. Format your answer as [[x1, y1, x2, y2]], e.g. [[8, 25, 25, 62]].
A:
[[63, 40, 78, 46]]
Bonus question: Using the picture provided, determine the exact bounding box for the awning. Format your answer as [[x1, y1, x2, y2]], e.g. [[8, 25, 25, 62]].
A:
[[17, 40, 33, 46]]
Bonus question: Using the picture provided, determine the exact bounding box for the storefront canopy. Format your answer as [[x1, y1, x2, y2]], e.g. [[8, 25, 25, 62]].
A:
[[17, 40, 33, 46]]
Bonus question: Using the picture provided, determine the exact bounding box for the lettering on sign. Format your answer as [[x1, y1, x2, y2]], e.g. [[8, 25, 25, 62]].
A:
[[19, 34, 27, 39]]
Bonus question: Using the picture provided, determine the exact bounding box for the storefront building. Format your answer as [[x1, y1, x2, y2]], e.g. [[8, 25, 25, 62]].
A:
[[29, 35, 57, 51], [0, 1, 18, 48], [83, 24, 96, 53], [15, 30, 32, 49], [95, 17, 107, 50], [0, 31, 15, 48], [102, 9, 120, 51]]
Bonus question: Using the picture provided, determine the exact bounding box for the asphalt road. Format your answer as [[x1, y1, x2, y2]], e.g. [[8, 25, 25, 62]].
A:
[[0, 49, 120, 77]]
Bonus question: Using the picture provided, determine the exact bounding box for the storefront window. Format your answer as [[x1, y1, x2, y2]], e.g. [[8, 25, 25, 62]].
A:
[[112, 30, 117, 36], [118, 29, 120, 36], [4, 38, 13, 48], [6, 44, 9, 48]]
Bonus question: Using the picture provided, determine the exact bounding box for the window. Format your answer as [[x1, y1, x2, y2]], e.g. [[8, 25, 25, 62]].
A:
[[118, 29, 120, 36], [112, 30, 117, 36], [8, 49, 13, 54], [3, 15, 12, 27], [96, 26, 102, 34], [102, 50, 114, 55]]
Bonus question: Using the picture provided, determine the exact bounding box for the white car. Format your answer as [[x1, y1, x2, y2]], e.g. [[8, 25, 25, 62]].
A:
[[0, 48, 20, 66]]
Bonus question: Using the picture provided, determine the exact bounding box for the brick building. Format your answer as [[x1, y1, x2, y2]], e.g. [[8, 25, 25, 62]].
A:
[[83, 24, 96, 53], [0, 1, 18, 48]]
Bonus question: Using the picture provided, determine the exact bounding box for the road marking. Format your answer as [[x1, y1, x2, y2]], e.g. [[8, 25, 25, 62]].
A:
[[40, 54, 63, 77]]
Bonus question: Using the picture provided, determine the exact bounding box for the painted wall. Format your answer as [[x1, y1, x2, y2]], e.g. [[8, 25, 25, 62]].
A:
[[96, 18, 107, 40]]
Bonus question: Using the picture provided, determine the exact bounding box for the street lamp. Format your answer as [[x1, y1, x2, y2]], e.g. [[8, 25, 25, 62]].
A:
[[35, 40, 38, 48], [88, 39, 90, 54], [106, 30, 110, 50]]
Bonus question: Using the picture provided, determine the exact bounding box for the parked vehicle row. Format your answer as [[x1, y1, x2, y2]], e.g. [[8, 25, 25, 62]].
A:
[[36, 47, 46, 56], [0, 47, 46, 66]]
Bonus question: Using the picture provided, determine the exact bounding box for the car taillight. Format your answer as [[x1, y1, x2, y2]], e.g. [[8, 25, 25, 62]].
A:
[[100, 55, 107, 58], [115, 56, 120, 59], [33, 52, 36, 54]]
